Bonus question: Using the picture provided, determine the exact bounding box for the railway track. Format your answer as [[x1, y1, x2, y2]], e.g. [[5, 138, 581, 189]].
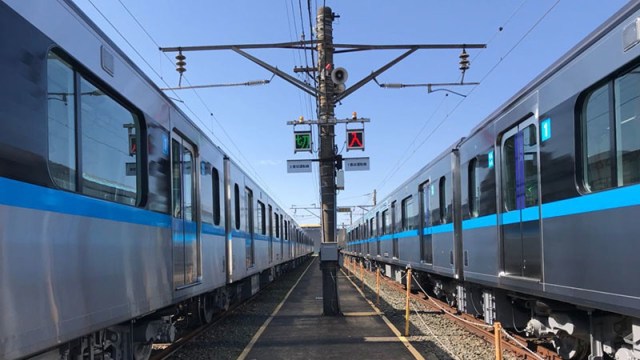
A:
[[149, 258, 314, 360], [344, 258, 562, 360]]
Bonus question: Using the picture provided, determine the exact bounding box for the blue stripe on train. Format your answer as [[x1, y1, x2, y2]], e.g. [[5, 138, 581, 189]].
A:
[[0, 177, 171, 228], [347, 183, 640, 245]]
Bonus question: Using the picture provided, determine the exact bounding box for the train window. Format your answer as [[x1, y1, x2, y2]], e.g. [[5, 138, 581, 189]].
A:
[[257, 201, 266, 235], [245, 188, 254, 267], [47, 52, 76, 191], [171, 140, 182, 218], [614, 67, 640, 185], [275, 213, 280, 238], [268, 205, 273, 262], [581, 65, 640, 191], [47, 50, 141, 205], [79, 77, 140, 205], [522, 125, 539, 207], [502, 135, 517, 211], [439, 177, 447, 224], [284, 220, 288, 240], [469, 158, 480, 217], [234, 184, 240, 230], [382, 209, 389, 234], [370, 218, 375, 236], [582, 83, 612, 191], [391, 200, 399, 232], [401, 196, 416, 230], [200, 162, 213, 224], [420, 182, 431, 227], [212, 167, 221, 225], [381, 209, 389, 234]]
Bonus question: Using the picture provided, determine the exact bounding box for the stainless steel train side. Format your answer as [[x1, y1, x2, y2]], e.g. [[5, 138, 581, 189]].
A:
[[346, 1, 640, 358], [0, 1, 312, 359]]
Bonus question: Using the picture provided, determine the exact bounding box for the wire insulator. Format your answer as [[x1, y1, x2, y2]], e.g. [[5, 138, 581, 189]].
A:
[[459, 49, 470, 72], [176, 52, 187, 74]]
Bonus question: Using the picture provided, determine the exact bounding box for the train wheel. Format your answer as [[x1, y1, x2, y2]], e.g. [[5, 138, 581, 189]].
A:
[[198, 293, 215, 324], [215, 287, 230, 312], [133, 341, 152, 360]]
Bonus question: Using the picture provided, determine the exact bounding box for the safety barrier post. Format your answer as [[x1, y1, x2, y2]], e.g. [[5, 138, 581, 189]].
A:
[[376, 267, 380, 306], [360, 261, 365, 289], [405, 268, 412, 336], [494, 321, 503, 360]]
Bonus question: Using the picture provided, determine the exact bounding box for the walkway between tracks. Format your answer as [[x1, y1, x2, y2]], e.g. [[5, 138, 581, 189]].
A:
[[239, 256, 423, 360]]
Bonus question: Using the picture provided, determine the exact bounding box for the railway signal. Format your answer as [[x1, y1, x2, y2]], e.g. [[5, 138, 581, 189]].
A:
[[346, 129, 364, 151], [294, 130, 312, 153]]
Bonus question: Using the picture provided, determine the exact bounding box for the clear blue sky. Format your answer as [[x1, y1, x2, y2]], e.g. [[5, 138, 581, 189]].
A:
[[71, 0, 628, 227]]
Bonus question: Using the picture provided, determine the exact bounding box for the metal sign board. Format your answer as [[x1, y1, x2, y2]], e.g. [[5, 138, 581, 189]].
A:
[[337, 206, 352, 212], [294, 130, 312, 153], [125, 162, 136, 176], [344, 157, 369, 171], [287, 159, 313, 173], [346, 129, 364, 151]]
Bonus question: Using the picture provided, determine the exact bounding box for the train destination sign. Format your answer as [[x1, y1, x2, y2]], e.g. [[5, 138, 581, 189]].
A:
[[344, 157, 370, 171], [287, 159, 313, 173]]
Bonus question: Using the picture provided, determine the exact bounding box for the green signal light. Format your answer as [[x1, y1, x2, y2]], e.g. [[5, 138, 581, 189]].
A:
[[294, 131, 312, 152]]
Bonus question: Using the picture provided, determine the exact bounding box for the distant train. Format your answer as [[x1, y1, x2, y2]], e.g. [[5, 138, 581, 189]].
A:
[[0, 1, 313, 359], [346, 2, 640, 359]]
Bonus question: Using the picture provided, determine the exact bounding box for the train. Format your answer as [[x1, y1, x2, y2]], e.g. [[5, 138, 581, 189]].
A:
[[345, 2, 640, 359], [0, 1, 313, 359]]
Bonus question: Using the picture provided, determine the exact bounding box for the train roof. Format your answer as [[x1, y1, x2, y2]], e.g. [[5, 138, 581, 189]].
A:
[[57, 0, 300, 224], [464, 0, 640, 141]]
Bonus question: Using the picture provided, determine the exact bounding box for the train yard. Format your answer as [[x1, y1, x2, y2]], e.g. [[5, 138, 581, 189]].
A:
[[143, 255, 568, 360]]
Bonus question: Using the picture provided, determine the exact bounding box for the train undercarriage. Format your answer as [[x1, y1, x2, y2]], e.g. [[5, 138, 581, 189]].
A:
[[27, 258, 306, 360], [355, 256, 640, 360]]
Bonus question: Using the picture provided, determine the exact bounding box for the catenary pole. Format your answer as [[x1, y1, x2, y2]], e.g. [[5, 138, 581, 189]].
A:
[[317, 6, 340, 316]]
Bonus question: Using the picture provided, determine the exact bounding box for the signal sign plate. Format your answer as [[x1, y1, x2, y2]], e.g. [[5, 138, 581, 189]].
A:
[[294, 131, 312, 153], [344, 157, 369, 171], [287, 159, 313, 173], [346, 129, 364, 151]]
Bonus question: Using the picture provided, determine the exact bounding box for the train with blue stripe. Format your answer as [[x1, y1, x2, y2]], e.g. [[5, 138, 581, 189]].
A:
[[0, 1, 312, 359], [346, 2, 640, 359]]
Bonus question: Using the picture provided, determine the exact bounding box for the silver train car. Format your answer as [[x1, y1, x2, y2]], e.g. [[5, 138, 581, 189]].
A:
[[0, 1, 313, 359], [346, 2, 640, 359]]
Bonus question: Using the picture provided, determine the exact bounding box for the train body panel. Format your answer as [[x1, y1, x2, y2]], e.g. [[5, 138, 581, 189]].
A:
[[0, 1, 312, 359], [347, 2, 640, 358], [0, 178, 174, 359]]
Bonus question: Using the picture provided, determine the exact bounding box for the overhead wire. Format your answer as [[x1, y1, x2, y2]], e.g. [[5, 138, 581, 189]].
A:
[[97, 0, 284, 202], [471, 0, 529, 64], [287, 0, 321, 218], [84, 1, 223, 147], [374, 93, 449, 191], [304, 0, 322, 211], [375, 0, 562, 194]]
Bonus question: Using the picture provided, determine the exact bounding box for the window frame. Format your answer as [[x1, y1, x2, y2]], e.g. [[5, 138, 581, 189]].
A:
[[578, 62, 640, 192], [47, 48, 144, 206]]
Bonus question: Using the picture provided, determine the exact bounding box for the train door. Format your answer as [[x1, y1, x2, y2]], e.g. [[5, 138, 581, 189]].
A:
[[419, 181, 433, 264], [500, 116, 542, 279], [391, 201, 398, 258], [268, 205, 273, 263], [375, 211, 381, 255], [245, 188, 255, 268], [171, 134, 201, 288], [279, 215, 284, 259]]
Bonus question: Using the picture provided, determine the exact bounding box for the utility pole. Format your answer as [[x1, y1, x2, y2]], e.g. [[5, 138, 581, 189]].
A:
[[159, 8, 485, 318], [316, 6, 340, 316]]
